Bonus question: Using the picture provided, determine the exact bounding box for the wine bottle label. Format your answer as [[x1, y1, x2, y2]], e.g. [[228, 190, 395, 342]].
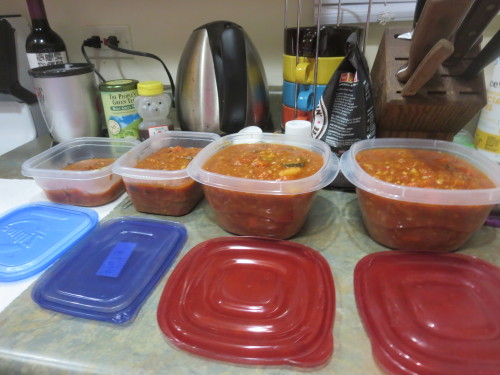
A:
[[27, 51, 68, 69]]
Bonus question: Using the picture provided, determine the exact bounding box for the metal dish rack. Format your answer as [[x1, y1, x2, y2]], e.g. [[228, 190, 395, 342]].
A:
[[283, 0, 373, 126]]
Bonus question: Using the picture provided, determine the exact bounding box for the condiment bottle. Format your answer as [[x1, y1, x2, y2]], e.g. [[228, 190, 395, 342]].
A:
[[475, 57, 500, 163], [134, 81, 173, 141], [25, 0, 68, 68]]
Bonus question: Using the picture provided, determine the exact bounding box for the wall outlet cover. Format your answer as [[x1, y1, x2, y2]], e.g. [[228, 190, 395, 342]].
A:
[[82, 25, 133, 59]]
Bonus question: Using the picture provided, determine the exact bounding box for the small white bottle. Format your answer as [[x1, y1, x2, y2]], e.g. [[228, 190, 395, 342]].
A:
[[134, 81, 173, 141], [475, 58, 500, 163]]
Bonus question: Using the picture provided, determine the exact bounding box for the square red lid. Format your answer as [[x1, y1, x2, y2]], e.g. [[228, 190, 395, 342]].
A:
[[355, 251, 500, 375], [157, 236, 335, 368]]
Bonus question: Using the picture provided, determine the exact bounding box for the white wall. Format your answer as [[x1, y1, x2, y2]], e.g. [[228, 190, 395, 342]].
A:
[[2, 0, 498, 87]]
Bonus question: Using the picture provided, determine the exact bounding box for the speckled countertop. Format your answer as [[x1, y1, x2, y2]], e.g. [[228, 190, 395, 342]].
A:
[[0, 135, 499, 375]]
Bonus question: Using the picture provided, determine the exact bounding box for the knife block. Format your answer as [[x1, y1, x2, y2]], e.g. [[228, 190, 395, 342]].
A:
[[371, 28, 486, 141]]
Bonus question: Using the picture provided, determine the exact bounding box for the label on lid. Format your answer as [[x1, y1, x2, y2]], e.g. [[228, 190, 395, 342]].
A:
[[96, 242, 137, 278]]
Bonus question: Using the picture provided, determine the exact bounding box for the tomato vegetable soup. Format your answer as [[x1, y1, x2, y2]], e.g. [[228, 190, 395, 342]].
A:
[[200, 143, 325, 239], [126, 146, 204, 216], [353, 148, 495, 252], [45, 158, 123, 206], [203, 143, 323, 180], [355, 148, 494, 190], [135, 146, 202, 171]]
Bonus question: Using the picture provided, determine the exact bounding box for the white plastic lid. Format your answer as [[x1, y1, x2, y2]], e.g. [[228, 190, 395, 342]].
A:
[[238, 126, 263, 135], [340, 138, 500, 206], [285, 120, 312, 137]]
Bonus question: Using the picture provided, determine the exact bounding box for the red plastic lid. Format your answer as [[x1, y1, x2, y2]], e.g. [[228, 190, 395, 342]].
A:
[[354, 251, 500, 375], [157, 236, 335, 368]]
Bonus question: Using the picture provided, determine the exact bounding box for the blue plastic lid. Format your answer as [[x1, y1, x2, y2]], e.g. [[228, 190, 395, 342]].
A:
[[31, 216, 187, 324], [0, 202, 98, 282]]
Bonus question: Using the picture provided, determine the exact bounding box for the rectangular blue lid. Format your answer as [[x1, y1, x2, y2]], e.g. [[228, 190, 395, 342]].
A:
[[0, 202, 98, 282], [31, 216, 187, 324]]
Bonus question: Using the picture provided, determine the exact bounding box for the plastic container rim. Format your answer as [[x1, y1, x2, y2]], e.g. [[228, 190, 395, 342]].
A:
[[340, 138, 500, 206], [21, 137, 140, 181], [112, 131, 221, 181], [187, 133, 340, 195], [28, 63, 95, 78]]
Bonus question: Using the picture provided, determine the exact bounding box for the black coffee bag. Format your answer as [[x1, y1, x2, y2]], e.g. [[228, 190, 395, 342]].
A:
[[312, 32, 376, 190]]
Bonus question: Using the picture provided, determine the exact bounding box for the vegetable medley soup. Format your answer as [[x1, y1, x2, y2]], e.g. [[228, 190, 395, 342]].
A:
[[353, 147, 496, 251], [127, 146, 204, 217], [135, 146, 202, 170], [355, 148, 494, 189], [203, 143, 323, 180]]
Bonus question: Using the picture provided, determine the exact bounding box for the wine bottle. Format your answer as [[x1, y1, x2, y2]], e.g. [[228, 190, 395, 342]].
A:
[[25, 0, 68, 69]]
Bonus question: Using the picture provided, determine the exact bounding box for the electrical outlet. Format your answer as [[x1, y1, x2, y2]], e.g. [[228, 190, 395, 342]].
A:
[[82, 25, 133, 59]]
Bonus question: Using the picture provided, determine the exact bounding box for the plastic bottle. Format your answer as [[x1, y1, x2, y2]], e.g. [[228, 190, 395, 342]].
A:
[[134, 81, 173, 141], [475, 57, 500, 163], [25, 0, 68, 68]]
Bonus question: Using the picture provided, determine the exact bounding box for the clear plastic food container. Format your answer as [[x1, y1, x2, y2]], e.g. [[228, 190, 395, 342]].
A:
[[187, 132, 339, 239], [112, 131, 220, 216], [340, 138, 500, 252], [22, 137, 139, 206]]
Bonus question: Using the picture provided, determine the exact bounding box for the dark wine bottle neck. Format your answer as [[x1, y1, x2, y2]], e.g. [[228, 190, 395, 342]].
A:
[[31, 18, 51, 31], [26, 0, 48, 21]]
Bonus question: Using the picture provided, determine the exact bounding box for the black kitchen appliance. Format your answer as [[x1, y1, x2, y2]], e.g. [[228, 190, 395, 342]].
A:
[[0, 15, 47, 153]]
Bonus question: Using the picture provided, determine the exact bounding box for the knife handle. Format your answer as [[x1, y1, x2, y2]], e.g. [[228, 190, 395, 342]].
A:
[[446, 0, 500, 66], [396, 0, 474, 83], [462, 29, 500, 79], [402, 39, 454, 96]]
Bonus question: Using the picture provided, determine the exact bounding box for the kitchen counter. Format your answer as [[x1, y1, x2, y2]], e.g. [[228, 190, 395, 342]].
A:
[[1, 136, 499, 375]]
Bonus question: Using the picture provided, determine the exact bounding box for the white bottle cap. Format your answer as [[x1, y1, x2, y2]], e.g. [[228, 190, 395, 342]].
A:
[[238, 126, 263, 134], [285, 120, 312, 137]]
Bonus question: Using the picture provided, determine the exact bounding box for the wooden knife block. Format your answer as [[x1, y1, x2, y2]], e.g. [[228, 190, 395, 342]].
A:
[[371, 27, 486, 141]]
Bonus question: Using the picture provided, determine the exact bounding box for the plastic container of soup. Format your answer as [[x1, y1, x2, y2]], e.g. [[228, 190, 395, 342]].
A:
[[112, 131, 220, 216], [340, 138, 500, 252], [22, 137, 139, 206], [187, 133, 339, 239]]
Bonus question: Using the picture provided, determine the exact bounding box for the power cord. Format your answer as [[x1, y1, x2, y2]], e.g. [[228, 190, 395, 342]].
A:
[[105, 36, 176, 107], [81, 36, 106, 83], [80, 35, 176, 107]]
